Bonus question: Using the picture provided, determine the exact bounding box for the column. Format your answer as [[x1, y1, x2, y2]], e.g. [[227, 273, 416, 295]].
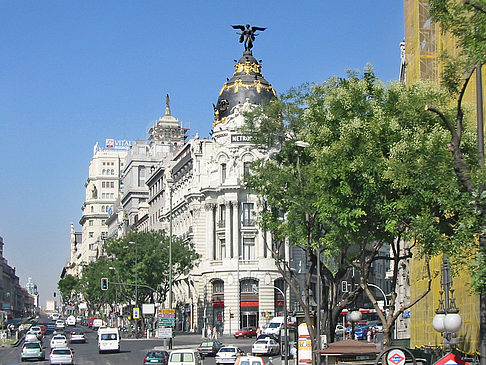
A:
[[225, 201, 232, 259], [232, 201, 240, 259], [205, 203, 214, 260]]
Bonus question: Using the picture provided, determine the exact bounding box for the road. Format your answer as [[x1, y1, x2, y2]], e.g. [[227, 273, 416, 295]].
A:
[[0, 321, 293, 365]]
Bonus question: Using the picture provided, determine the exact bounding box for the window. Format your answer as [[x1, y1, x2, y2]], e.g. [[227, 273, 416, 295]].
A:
[[243, 161, 251, 176], [241, 279, 258, 293], [111, 169, 114, 175], [221, 163, 227, 183], [91, 206, 94, 212], [213, 280, 224, 294], [218, 204, 226, 227], [89, 220, 94, 226], [89, 232, 94, 238], [170, 353, 194, 362], [138, 166, 146, 187], [111, 181, 114, 188], [102, 182, 105, 188], [242, 203, 254, 226], [219, 238, 226, 259], [101, 206, 106, 212], [89, 243, 95, 250], [242, 237, 255, 260]]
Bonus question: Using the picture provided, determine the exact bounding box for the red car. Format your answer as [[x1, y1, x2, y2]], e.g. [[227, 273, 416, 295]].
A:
[[37, 324, 46, 335], [234, 327, 257, 338]]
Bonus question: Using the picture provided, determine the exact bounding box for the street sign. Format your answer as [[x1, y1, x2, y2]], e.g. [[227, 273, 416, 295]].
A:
[[387, 350, 406, 365], [157, 327, 172, 339], [434, 353, 470, 365], [133, 307, 140, 319], [159, 309, 175, 318], [158, 318, 175, 327]]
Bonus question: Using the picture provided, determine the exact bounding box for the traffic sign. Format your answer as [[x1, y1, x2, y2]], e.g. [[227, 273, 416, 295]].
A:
[[133, 307, 140, 319], [158, 318, 175, 326], [387, 350, 406, 365], [159, 309, 175, 318], [434, 353, 470, 365], [157, 327, 172, 339]]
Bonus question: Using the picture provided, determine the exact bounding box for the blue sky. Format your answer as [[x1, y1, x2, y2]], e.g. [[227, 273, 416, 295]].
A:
[[0, 1, 404, 307]]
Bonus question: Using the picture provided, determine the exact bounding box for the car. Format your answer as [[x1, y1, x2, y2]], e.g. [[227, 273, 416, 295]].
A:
[[66, 315, 76, 326], [50, 334, 68, 348], [21, 341, 45, 361], [215, 346, 245, 364], [197, 340, 224, 357], [369, 320, 383, 333], [47, 322, 57, 332], [69, 329, 86, 343], [235, 355, 266, 365], [51, 313, 60, 320], [143, 349, 169, 364], [334, 324, 346, 336], [168, 349, 202, 365], [251, 338, 280, 356], [88, 317, 98, 327], [37, 324, 47, 335], [76, 316, 83, 324], [55, 319, 65, 329], [24, 331, 39, 342], [234, 327, 257, 338], [256, 334, 278, 342], [49, 347, 74, 364], [30, 326, 43, 340]]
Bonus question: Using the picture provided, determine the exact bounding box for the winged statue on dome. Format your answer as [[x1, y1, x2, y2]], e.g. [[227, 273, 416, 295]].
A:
[[232, 24, 266, 52]]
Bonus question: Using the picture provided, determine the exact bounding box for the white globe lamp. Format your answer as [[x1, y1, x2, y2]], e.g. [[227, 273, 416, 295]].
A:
[[432, 313, 446, 333], [444, 313, 462, 333], [347, 310, 362, 323]]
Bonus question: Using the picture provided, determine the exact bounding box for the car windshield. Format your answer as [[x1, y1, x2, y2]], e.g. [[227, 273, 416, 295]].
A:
[[53, 336, 66, 340], [53, 349, 71, 355], [254, 340, 268, 344], [201, 342, 214, 346], [101, 333, 117, 340], [24, 343, 41, 349], [220, 348, 236, 353], [267, 323, 280, 328]]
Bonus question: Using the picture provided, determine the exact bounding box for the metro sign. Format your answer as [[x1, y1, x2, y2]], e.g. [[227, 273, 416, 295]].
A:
[[434, 353, 470, 365], [387, 350, 406, 365]]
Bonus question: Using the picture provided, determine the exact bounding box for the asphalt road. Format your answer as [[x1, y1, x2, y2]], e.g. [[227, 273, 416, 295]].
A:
[[0, 323, 292, 365]]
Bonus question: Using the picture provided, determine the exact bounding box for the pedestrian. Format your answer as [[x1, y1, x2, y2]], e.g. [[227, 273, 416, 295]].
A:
[[213, 325, 217, 340], [206, 326, 211, 339], [367, 329, 372, 343]]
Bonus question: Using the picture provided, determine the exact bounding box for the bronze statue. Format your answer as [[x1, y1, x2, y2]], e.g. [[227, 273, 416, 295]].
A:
[[232, 24, 266, 52]]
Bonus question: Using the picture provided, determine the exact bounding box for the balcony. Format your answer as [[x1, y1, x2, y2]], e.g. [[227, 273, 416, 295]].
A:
[[217, 220, 226, 228]]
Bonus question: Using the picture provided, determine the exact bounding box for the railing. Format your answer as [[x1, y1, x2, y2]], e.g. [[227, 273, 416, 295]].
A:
[[242, 219, 254, 226]]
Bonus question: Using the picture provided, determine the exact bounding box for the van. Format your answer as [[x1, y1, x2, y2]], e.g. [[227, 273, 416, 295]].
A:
[[168, 349, 202, 365], [262, 316, 284, 336], [98, 327, 120, 353], [92, 318, 103, 329], [66, 315, 76, 326]]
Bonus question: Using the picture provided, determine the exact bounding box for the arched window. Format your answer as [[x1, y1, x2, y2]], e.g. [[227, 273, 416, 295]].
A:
[[240, 279, 258, 294], [212, 280, 224, 295]]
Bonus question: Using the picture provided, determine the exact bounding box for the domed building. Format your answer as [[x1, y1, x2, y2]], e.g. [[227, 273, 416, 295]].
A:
[[151, 34, 306, 335]]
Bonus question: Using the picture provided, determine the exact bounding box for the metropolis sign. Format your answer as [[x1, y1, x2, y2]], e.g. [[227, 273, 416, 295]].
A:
[[231, 134, 252, 143]]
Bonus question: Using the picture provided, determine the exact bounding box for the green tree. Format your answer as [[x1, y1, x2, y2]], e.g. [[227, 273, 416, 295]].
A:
[[104, 230, 200, 307], [427, 0, 486, 361], [57, 274, 80, 304], [78, 257, 116, 314], [244, 69, 474, 350]]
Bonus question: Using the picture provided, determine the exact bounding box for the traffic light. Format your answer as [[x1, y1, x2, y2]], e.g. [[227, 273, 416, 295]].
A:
[[101, 277, 109, 291]]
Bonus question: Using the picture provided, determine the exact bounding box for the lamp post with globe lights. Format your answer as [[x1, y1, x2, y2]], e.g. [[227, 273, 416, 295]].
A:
[[432, 255, 462, 353], [347, 310, 362, 340]]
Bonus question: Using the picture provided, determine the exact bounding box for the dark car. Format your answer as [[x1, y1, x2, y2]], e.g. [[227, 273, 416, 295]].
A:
[[143, 349, 169, 364], [197, 340, 224, 357], [256, 333, 279, 342], [234, 327, 257, 338], [46, 322, 56, 332]]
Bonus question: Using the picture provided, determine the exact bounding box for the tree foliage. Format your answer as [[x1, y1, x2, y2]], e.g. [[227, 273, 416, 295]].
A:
[[57, 274, 80, 304], [103, 230, 200, 306], [243, 68, 476, 349], [428, 0, 486, 294]]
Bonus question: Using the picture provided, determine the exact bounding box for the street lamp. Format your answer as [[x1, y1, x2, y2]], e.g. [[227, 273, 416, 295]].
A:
[[268, 284, 288, 365], [167, 177, 174, 311], [347, 310, 362, 340], [432, 255, 462, 352], [129, 241, 138, 307]]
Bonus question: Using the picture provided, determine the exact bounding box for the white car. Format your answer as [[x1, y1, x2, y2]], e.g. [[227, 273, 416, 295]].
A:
[[168, 349, 202, 365], [55, 320, 65, 329], [335, 324, 346, 336], [252, 338, 280, 356], [24, 331, 39, 342], [215, 346, 245, 364], [49, 347, 74, 364], [50, 334, 68, 348], [66, 315, 76, 326]]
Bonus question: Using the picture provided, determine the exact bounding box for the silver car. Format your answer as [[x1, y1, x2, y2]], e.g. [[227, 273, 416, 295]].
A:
[[49, 347, 74, 364]]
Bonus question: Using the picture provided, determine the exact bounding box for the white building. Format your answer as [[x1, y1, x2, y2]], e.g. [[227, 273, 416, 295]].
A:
[[147, 48, 304, 335], [76, 142, 129, 265]]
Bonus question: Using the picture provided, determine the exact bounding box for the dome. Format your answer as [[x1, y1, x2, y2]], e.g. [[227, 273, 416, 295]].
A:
[[213, 50, 276, 126]]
